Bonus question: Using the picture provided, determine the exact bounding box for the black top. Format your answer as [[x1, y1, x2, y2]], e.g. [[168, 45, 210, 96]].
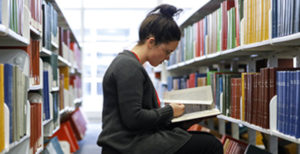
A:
[[97, 50, 191, 154]]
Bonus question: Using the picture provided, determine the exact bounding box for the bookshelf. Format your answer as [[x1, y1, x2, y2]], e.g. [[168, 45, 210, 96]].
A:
[[0, 25, 29, 46], [0, 0, 85, 153], [159, 0, 300, 154]]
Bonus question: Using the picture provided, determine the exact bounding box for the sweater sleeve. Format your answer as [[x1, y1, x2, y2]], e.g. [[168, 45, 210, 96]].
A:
[[114, 60, 173, 131]]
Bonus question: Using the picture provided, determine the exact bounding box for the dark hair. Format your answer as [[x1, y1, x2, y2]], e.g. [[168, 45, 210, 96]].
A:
[[138, 4, 183, 45]]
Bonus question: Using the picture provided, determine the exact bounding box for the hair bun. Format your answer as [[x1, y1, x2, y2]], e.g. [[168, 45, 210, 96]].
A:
[[149, 4, 182, 19]]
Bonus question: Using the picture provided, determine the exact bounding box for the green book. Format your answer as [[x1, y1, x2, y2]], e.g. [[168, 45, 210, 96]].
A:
[[232, 7, 236, 48]]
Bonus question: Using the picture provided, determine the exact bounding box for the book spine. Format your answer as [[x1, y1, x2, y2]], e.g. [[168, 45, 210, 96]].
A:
[[296, 71, 300, 138]]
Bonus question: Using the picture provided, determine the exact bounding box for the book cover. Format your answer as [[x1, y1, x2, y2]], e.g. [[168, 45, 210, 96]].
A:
[[4, 64, 13, 143], [70, 108, 87, 140], [52, 121, 79, 153], [296, 71, 300, 138], [164, 86, 221, 123], [290, 71, 296, 136], [0, 64, 4, 152], [276, 71, 283, 133], [43, 70, 50, 120], [43, 137, 64, 154], [272, 0, 278, 37]]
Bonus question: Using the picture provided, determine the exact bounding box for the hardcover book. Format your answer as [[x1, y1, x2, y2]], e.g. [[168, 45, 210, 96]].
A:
[[164, 86, 221, 123]]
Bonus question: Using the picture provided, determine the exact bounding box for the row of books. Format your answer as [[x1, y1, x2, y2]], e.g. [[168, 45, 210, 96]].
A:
[[28, 93, 42, 154], [221, 135, 271, 154], [167, 73, 208, 91], [0, 63, 29, 152], [0, 0, 30, 40], [272, 0, 300, 38], [42, 1, 58, 51], [70, 42, 82, 72], [166, 63, 300, 140], [29, 0, 42, 32], [50, 108, 87, 153], [277, 70, 300, 138], [168, 0, 300, 66]]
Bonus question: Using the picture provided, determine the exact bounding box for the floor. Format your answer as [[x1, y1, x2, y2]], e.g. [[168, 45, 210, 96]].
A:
[[74, 122, 103, 154]]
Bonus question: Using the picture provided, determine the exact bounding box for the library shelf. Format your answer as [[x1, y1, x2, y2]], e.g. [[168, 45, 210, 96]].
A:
[[8, 135, 30, 150], [30, 25, 42, 38], [74, 98, 83, 104], [46, 0, 81, 48], [29, 85, 43, 91], [167, 33, 300, 72], [43, 118, 53, 126], [217, 115, 272, 135], [51, 40, 59, 49], [58, 56, 71, 67], [44, 125, 60, 138], [59, 107, 75, 116], [217, 114, 300, 144], [271, 32, 300, 46], [0, 24, 29, 46], [40, 48, 52, 57], [35, 146, 43, 154], [51, 86, 60, 92], [272, 130, 300, 144], [178, 0, 225, 29]]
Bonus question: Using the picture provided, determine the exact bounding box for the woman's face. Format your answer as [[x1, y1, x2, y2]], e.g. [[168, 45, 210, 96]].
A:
[[148, 41, 179, 67]]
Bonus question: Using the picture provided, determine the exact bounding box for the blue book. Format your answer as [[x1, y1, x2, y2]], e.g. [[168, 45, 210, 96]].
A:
[[215, 75, 219, 110], [43, 71, 50, 120], [290, 71, 296, 136], [282, 71, 287, 134], [219, 76, 224, 114], [296, 71, 300, 138], [52, 93, 58, 123], [276, 71, 282, 132], [285, 71, 290, 135], [42, 137, 64, 154], [4, 64, 13, 143], [272, 0, 278, 38], [167, 76, 173, 91]]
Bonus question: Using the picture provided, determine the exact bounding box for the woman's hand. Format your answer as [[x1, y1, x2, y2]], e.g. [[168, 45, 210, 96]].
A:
[[169, 103, 185, 118]]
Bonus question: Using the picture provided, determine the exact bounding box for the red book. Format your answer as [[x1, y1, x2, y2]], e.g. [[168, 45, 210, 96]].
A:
[[221, 0, 234, 51], [52, 121, 79, 153], [69, 108, 87, 140], [234, 0, 241, 47], [235, 78, 241, 119], [199, 19, 204, 56]]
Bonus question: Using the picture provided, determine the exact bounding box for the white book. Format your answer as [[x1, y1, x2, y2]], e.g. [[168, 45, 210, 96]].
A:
[[164, 86, 221, 123]]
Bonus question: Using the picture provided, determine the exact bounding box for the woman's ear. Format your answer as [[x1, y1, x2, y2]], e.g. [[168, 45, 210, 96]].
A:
[[146, 36, 156, 49]]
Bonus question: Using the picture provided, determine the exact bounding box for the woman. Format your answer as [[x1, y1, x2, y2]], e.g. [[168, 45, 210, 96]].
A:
[[97, 4, 223, 154]]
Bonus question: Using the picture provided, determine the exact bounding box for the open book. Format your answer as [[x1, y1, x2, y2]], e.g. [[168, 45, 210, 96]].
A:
[[163, 86, 221, 123]]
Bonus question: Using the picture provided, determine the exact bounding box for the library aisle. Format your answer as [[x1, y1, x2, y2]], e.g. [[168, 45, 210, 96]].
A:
[[75, 123, 102, 154]]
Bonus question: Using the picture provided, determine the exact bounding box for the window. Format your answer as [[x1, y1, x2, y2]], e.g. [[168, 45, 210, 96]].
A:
[[97, 65, 107, 77], [84, 65, 92, 77], [85, 82, 92, 95], [97, 82, 102, 95]]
